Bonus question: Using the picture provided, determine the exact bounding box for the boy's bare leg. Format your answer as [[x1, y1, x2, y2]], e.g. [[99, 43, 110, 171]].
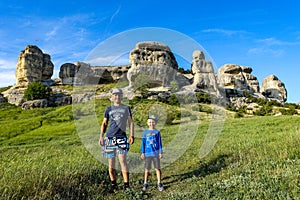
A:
[[144, 169, 149, 183], [155, 168, 161, 183]]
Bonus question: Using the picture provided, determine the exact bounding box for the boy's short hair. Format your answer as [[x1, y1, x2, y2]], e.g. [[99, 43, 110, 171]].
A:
[[148, 115, 158, 122]]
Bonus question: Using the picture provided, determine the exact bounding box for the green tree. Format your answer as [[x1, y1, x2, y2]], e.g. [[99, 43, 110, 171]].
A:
[[24, 82, 52, 101]]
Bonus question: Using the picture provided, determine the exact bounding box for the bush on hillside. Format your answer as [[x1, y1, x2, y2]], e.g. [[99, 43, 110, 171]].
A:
[[196, 91, 211, 104], [24, 82, 52, 101]]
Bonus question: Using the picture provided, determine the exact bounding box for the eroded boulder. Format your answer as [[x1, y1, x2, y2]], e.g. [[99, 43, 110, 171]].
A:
[[127, 41, 178, 89], [261, 75, 287, 102]]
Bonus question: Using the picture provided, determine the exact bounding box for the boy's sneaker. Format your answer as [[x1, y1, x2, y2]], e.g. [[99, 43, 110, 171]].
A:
[[158, 183, 164, 191], [142, 183, 149, 191]]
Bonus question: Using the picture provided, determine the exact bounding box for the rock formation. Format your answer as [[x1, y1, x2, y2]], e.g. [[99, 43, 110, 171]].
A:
[[59, 62, 129, 85], [59, 63, 80, 85], [241, 66, 259, 93], [127, 41, 178, 89], [217, 64, 259, 93], [15, 45, 54, 87], [92, 65, 129, 83], [218, 64, 247, 91], [191, 50, 218, 93], [1, 43, 289, 107], [72, 62, 100, 85], [261, 75, 287, 102]]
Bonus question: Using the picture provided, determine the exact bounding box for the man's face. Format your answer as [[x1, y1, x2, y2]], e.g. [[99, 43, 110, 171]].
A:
[[112, 93, 122, 104]]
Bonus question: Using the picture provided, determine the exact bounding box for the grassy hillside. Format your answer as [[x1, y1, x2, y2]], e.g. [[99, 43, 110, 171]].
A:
[[0, 100, 299, 200]]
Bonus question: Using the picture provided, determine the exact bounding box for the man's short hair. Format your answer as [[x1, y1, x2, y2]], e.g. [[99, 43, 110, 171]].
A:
[[111, 88, 123, 94]]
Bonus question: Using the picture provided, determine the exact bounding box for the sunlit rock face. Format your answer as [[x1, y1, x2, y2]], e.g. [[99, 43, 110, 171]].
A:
[[16, 45, 54, 87], [127, 41, 178, 89], [217, 64, 259, 93], [191, 50, 218, 93], [261, 74, 287, 102]]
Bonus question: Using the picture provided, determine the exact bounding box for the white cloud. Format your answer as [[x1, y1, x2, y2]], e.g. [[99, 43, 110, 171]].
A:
[[0, 59, 17, 70], [46, 26, 59, 41], [110, 5, 121, 24], [247, 37, 300, 57], [86, 55, 129, 66], [202, 28, 247, 36], [0, 71, 15, 87], [255, 37, 300, 46], [247, 47, 284, 57], [105, 5, 122, 33]]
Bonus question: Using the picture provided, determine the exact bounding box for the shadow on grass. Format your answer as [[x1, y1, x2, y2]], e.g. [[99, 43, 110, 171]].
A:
[[162, 154, 230, 189], [48, 168, 113, 199]]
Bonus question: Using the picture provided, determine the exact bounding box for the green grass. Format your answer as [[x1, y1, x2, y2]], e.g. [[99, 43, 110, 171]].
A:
[[0, 101, 299, 199]]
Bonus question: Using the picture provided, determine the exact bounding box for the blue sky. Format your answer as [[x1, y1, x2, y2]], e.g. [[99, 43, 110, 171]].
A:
[[1, 0, 300, 102]]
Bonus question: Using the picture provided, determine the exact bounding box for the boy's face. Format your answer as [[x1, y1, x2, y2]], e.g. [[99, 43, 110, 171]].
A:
[[147, 119, 156, 129]]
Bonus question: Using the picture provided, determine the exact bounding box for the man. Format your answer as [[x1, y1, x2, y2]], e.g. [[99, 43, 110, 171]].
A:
[[99, 88, 134, 191]]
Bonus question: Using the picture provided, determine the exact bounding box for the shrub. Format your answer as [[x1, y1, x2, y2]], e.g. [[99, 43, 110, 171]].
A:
[[170, 81, 179, 93], [254, 104, 273, 116], [24, 82, 52, 101], [234, 111, 244, 118], [169, 94, 180, 106], [196, 91, 211, 104], [279, 108, 298, 115]]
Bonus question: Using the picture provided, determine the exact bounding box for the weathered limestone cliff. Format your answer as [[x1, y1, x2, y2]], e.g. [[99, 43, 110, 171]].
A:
[[191, 50, 218, 94], [15, 45, 54, 87], [217, 64, 259, 93], [1, 43, 289, 107], [261, 75, 287, 102], [127, 41, 178, 89]]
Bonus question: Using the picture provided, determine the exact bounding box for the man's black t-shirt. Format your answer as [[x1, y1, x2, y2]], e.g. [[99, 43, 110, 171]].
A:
[[104, 104, 132, 138]]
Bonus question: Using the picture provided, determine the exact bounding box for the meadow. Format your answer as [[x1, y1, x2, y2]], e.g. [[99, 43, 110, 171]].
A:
[[0, 98, 299, 200]]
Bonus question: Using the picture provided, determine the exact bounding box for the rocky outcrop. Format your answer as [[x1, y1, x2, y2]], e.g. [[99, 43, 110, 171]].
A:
[[59, 63, 79, 85], [59, 62, 129, 85], [2, 43, 290, 108], [127, 41, 178, 89], [92, 65, 129, 83], [261, 75, 287, 102], [241, 66, 259, 93], [218, 64, 247, 91], [190, 50, 218, 93], [22, 99, 48, 110], [217, 64, 259, 93], [15, 45, 54, 87], [2, 87, 26, 106], [73, 62, 100, 85]]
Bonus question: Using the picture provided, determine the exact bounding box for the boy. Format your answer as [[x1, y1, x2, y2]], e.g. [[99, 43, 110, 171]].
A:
[[140, 115, 164, 191], [99, 88, 134, 191]]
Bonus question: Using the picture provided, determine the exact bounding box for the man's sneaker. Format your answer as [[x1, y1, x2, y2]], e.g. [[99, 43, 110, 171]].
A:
[[142, 183, 149, 191], [123, 183, 130, 191], [111, 183, 118, 191], [158, 183, 164, 191]]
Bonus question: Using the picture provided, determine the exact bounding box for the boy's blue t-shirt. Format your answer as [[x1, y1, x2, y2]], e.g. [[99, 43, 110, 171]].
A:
[[104, 104, 132, 138], [140, 129, 163, 157]]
